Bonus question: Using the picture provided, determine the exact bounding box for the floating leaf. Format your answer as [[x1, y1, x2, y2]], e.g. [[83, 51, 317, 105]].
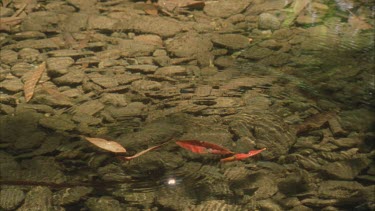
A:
[[176, 140, 233, 155], [84, 136, 126, 153], [24, 62, 46, 102], [120, 143, 165, 161], [220, 148, 266, 162]]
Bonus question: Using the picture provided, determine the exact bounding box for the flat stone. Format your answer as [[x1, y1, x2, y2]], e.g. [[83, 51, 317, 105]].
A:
[[96, 49, 121, 60], [134, 34, 163, 47], [153, 56, 171, 67], [46, 57, 75, 75], [0, 78, 23, 92], [16, 58, 40, 76], [39, 114, 76, 131], [214, 56, 235, 68], [126, 65, 158, 74], [3, 38, 60, 50], [241, 46, 274, 60], [54, 186, 93, 206], [132, 80, 162, 91], [88, 73, 119, 88], [260, 52, 291, 67], [211, 34, 250, 49], [204, 0, 251, 18], [14, 131, 46, 150], [16, 103, 55, 115], [212, 97, 243, 108], [12, 31, 46, 40], [222, 77, 274, 90], [117, 39, 156, 57], [0, 7, 14, 17], [106, 102, 147, 119], [85, 197, 123, 211], [74, 100, 105, 115], [53, 69, 85, 85], [87, 15, 118, 30], [116, 15, 184, 38], [258, 13, 281, 30], [154, 66, 187, 76], [32, 90, 74, 107], [318, 180, 364, 200], [17, 187, 53, 211], [72, 113, 102, 125], [322, 157, 371, 180], [116, 73, 142, 85], [0, 188, 25, 210], [195, 85, 212, 97], [21, 11, 60, 32], [61, 12, 89, 32], [100, 93, 127, 106], [331, 137, 362, 148], [166, 32, 213, 58], [0, 49, 18, 64], [18, 48, 40, 63], [47, 49, 93, 57]]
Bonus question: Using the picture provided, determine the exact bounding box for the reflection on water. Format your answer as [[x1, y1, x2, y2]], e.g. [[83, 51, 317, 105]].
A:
[[0, 0, 374, 210]]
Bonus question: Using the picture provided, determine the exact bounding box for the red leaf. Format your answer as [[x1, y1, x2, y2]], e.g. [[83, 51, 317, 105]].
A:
[[220, 148, 266, 162], [176, 140, 233, 155], [247, 148, 266, 157]]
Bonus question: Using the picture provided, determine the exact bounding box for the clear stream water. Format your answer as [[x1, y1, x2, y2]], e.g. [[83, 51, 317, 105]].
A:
[[0, 0, 374, 210]]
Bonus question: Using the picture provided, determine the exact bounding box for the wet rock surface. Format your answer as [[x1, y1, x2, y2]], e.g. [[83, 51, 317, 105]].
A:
[[0, 0, 374, 210]]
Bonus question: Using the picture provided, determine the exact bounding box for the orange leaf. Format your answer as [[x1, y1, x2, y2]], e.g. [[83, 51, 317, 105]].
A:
[[220, 148, 266, 162], [84, 136, 126, 153], [176, 140, 233, 155], [24, 62, 46, 102]]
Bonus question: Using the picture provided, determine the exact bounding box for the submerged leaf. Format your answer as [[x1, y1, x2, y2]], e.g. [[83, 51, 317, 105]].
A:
[[176, 140, 233, 155], [84, 136, 126, 153], [24, 62, 46, 102]]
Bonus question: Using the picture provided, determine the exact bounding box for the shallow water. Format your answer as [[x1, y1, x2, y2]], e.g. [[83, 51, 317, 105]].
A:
[[0, 0, 374, 210]]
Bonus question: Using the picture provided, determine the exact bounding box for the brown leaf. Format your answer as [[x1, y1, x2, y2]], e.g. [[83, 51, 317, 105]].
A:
[[24, 62, 46, 102], [121, 144, 165, 161], [84, 136, 127, 153]]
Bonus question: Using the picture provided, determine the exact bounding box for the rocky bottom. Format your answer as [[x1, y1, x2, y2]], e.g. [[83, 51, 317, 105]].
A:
[[0, 0, 374, 210]]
